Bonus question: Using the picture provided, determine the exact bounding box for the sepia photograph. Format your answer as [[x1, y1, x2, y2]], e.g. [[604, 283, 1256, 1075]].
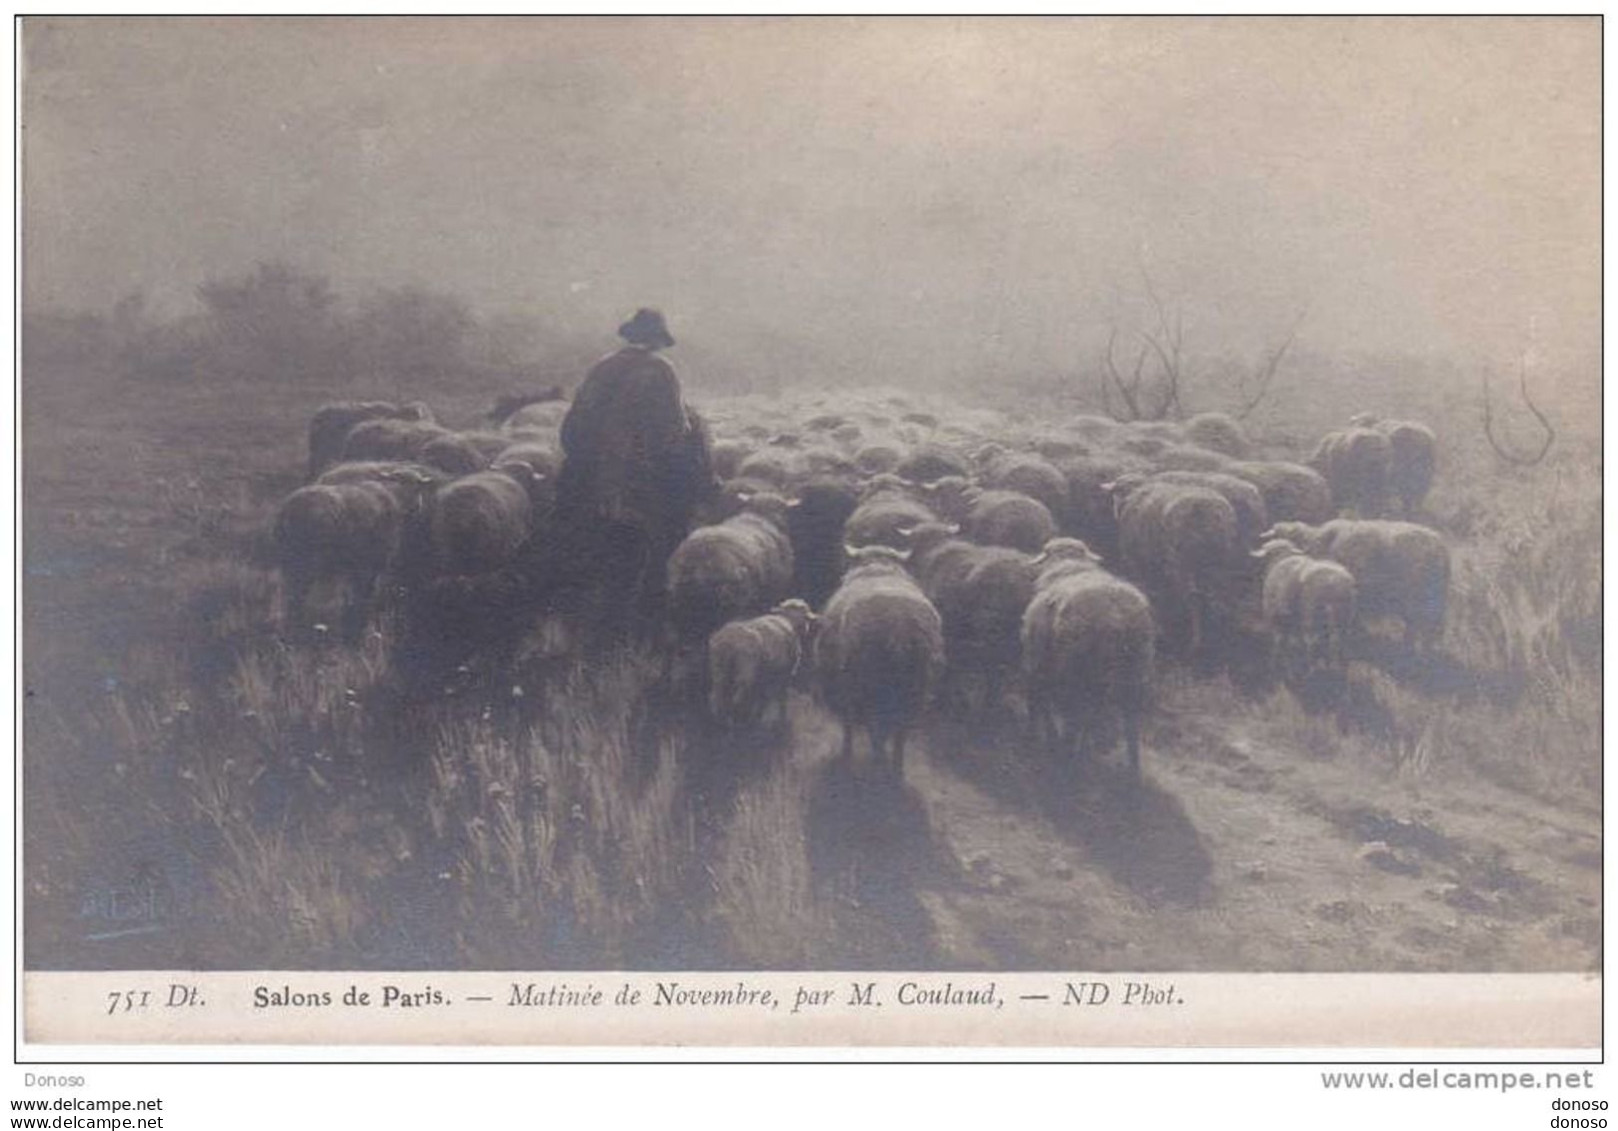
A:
[[16, 14, 1601, 1055]]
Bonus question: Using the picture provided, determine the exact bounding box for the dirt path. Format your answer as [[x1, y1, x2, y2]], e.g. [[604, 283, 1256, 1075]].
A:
[[770, 691, 1600, 972]]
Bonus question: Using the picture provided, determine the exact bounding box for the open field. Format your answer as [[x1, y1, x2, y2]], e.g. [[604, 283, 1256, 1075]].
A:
[[21, 351, 1600, 972]]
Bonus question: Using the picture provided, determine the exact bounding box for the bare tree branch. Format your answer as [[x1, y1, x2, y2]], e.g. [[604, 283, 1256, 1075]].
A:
[[1139, 330, 1180, 418], [1234, 308, 1307, 421], [1481, 357, 1555, 466], [1122, 262, 1310, 422], [1102, 324, 1149, 421], [1137, 264, 1183, 418]]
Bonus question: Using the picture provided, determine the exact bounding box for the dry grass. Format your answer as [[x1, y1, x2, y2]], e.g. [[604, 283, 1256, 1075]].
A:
[[709, 746, 822, 967], [22, 347, 1601, 970], [424, 652, 691, 967]]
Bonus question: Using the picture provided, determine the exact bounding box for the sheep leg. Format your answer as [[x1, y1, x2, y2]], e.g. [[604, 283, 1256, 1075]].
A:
[[1072, 708, 1091, 770], [658, 643, 676, 695], [1419, 608, 1443, 655], [891, 729, 907, 782], [341, 571, 379, 644], [841, 721, 855, 763], [952, 670, 971, 717], [1124, 705, 1142, 786], [282, 567, 314, 640], [1025, 691, 1048, 755]]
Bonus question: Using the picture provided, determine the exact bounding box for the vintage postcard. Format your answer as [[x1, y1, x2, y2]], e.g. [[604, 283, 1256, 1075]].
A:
[[18, 16, 1599, 1050]]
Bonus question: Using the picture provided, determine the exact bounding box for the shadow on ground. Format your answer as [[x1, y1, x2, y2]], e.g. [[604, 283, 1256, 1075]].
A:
[[927, 712, 1214, 909], [803, 752, 952, 968]]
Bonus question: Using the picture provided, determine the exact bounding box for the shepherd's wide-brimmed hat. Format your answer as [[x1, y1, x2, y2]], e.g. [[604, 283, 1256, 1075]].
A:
[[618, 307, 675, 348]]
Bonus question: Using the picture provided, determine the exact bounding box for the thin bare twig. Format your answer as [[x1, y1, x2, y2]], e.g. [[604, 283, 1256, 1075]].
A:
[[1235, 308, 1307, 421], [1102, 325, 1149, 421], [1481, 357, 1555, 466], [1137, 264, 1183, 418]]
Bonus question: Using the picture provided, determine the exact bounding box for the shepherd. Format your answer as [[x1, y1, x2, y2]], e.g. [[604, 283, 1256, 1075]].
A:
[[554, 308, 717, 637]]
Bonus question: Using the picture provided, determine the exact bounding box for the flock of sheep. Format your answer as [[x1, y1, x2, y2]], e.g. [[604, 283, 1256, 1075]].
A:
[[272, 386, 1446, 788]]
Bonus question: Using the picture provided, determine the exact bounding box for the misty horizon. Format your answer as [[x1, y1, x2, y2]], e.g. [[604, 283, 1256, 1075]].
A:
[[22, 17, 1600, 394]]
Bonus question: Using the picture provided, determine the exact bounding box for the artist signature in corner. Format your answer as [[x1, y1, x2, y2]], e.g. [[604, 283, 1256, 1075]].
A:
[[78, 879, 174, 942]]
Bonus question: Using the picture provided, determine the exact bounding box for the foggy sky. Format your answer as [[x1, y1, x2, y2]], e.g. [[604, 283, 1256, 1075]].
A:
[[21, 17, 1601, 385]]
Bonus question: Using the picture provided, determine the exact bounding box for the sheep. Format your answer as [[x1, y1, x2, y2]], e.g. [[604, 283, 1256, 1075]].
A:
[[1182, 411, 1250, 458], [853, 442, 904, 476], [1263, 519, 1449, 651], [1381, 420, 1438, 515], [1310, 423, 1392, 516], [1119, 433, 1172, 459], [419, 432, 489, 476], [501, 399, 569, 435], [493, 439, 562, 481], [829, 421, 864, 448], [734, 448, 802, 491], [339, 417, 450, 466], [315, 459, 446, 492], [1020, 538, 1155, 781], [703, 476, 786, 523], [786, 478, 861, 609], [1352, 414, 1437, 515], [801, 447, 859, 479], [305, 400, 430, 479], [1150, 443, 1235, 473], [1108, 477, 1240, 655], [273, 481, 405, 642], [1250, 538, 1357, 669], [982, 452, 1070, 520], [312, 460, 444, 581], [814, 545, 945, 778], [909, 522, 1038, 712], [462, 430, 524, 462], [896, 445, 970, 484], [1067, 414, 1125, 445], [488, 386, 565, 426], [710, 439, 754, 480], [1139, 470, 1269, 549], [1033, 436, 1090, 461], [427, 468, 536, 578], [1055, 453, 1145, 557], [843, 490, 937, 552], [707, 599, 817, 731], [1127, 420, 1185, 444], [915, 475, 974, 522], [1223, 460, 1334, 525], [666, 499, 796, 647], [861, 471, 925, 499], [892, 421, 932, 448], [963, 488, 1058, 554], [968, 441, 1009, 472], [486, 457, 553, 516]]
